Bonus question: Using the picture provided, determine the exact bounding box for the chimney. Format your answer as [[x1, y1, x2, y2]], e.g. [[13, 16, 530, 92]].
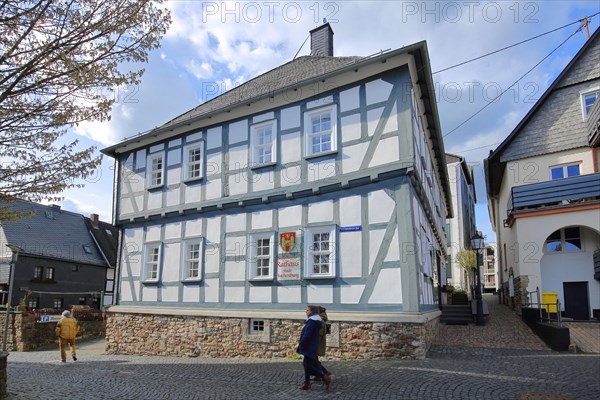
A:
[[310, 22, 334, 56], [90, 213, 99, 228], [50, 204, 61, 210]]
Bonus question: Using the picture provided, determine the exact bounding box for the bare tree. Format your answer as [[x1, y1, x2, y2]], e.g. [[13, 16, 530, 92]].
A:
[[0, 0, 171, 220]]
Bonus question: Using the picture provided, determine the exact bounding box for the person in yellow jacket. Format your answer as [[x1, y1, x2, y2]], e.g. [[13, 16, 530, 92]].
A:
[[55, 310, 80, 363]]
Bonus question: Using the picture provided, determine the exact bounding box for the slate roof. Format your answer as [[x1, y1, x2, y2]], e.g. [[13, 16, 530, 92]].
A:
[[84, 218, 118, 266], [486, 28, 600, 196], [0, 200, 108, 266], [163, 55, 363, 129]]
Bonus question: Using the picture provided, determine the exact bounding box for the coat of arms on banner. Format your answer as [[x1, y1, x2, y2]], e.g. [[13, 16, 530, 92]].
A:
[[279, 232, 297, 253]]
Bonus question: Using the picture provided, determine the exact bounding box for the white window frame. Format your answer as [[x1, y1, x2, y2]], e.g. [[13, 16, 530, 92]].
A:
[[304, 105, 337, 158], [28, 297, 39, 309], [53, 298, 63, 309], [142, 243, 162, 283], [303, 226, 336, 279], [146, 152, 165, 189], [183, 142, 204, 181], [580, 87, 599, 119], [250, 120, 277, 167], [247, 232, 275, 281], [549, 162, 581, 180], [181, 238, 204, 282], [45, 267, 55, 280]]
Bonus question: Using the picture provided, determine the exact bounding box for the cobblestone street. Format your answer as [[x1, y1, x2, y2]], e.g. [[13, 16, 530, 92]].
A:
[[5, 296, 600, 399], [6, 343, 600, 400]]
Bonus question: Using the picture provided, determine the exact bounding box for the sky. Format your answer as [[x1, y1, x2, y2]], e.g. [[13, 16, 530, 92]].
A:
[[56, 0, 600, 248]]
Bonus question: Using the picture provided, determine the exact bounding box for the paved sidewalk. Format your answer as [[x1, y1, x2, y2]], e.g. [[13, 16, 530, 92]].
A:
[[564, 322, 600, 353], [433, 294, 550, 351]]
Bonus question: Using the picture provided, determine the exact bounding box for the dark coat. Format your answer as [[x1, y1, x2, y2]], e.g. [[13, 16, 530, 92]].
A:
[[317, 309, 328, 356], [297, 314, 322, 358]]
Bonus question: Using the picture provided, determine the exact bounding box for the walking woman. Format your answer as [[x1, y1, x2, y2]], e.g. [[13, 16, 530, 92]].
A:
[[297, 305, 332, 390]]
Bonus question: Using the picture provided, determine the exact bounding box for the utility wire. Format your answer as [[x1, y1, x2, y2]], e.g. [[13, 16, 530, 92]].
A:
[[443, 25, 585, 139], [451, 143, 501, 154], [433, 13, 599, 75]]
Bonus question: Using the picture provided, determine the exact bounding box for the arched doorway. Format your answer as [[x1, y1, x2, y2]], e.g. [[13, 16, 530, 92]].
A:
[[540, 226, 600, 320]]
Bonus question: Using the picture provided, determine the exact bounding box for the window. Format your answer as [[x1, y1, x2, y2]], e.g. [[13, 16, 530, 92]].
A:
[[247, 233, 275, 280], [82, 245, 93, 254], [244, 318, 270, 343], [550, 163, 580, 180], [53, 298, 63, 309], [182, 238, 204, 281], [251, 120, 277, 166], [146, 153, 164, 188], [304, 105, 337, 157], [45, 267, 54, 280], [250, 319, 265, 333], [143, 243, 162, 282], [304, 226, 336, 278], [183, 142, 204, 181], [34, 266, 43, 279], [28, 297, 39, 309], [581, 88, 599, 118], [446, 255, 452, 279], [545, 227, 582, 252]]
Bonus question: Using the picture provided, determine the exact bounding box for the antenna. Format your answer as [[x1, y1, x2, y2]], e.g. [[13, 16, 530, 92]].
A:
[[293, 34, 310, 60]]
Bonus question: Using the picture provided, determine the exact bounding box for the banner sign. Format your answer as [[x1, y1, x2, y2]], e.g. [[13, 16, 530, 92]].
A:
[[277, 231, 301, 281]]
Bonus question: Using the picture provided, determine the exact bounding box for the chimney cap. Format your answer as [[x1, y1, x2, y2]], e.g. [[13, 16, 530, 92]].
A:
[[309, 22, 334, 35]]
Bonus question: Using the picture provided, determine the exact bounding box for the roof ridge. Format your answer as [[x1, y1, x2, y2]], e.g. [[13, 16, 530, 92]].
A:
[[161, 55, 364, 129]]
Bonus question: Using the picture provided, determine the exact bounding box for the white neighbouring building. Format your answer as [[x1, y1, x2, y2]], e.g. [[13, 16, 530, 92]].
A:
[[102, 24, 453, 359], [485, 28, 600, 319], [444, 153, 477, 293]]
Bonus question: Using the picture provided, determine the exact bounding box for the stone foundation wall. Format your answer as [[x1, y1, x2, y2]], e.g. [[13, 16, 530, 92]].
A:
[[513, 276, 530, 316], [0, 312, 106, 352], [106, 312, 440, 360], [500, 276, 529, 316]]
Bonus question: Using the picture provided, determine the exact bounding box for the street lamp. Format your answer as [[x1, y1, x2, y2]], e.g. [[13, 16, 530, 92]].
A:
[[2, 244, 22, 352], [470, 231, 485, 326]]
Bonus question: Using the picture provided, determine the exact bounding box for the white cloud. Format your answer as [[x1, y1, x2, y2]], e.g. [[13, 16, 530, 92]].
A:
[[58, 0, 599, 244]]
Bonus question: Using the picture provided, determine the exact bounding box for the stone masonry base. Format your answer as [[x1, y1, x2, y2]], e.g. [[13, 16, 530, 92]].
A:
[[106, 312, 440, 360]]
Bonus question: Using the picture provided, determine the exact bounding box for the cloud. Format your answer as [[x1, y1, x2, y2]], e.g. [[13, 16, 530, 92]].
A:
[[59, 0, 600, 245]]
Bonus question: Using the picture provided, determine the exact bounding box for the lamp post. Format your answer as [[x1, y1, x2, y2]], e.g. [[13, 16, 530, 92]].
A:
[[2, 244, 22, 352], [471, 231, 485, 326]]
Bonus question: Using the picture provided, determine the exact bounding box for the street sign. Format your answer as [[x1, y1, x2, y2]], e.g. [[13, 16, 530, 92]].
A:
[[40, 315, 61, 323]]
